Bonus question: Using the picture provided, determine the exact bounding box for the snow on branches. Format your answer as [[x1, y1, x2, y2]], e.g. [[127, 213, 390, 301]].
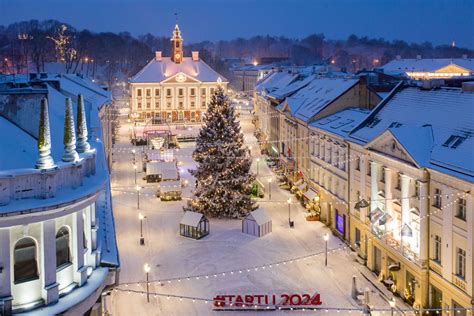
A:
[[185, 87, 257, 218]]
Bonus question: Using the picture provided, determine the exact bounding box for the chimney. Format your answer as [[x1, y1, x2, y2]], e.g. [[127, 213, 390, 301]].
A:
[[462, 54, 468, 59], [155, 51, 162, 61], [395, 55, 401, 60], [416, 55, 422, 60], [192, 51, 199, 61]]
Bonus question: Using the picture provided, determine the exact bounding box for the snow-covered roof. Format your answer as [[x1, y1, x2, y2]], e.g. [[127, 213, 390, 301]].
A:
[[284, 78, 359, 123], [146, 161, 177, 175], [255, 71, 299, 94], [246, 209, 271, 225], [380, 58, 474, 75], [349, 85, 474, 182], [309, 107, 370, 138], [180, 211, 205, 227], [130, 57, 227, 83], [161, 169, 179, 180], [267, 74, 315, 101], [159, 180, 182, 193]]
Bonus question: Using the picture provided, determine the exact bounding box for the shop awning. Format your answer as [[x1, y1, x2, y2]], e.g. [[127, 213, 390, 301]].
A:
[[304, 189, 318, 201]]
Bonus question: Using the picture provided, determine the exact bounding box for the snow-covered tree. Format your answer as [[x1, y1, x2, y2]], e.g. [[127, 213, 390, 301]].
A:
[[185, 87, 256, 218]]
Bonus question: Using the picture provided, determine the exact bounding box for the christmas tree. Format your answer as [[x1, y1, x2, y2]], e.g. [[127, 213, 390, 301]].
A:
[[185, 86, 256, 218]]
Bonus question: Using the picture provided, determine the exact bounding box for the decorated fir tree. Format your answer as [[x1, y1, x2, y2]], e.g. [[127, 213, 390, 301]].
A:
[[185, 86, 256, 218]]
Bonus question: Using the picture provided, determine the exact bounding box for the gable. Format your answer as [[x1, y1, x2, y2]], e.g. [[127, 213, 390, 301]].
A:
[[161, 72, 201, 84], [365, 131, 419, 167], [435, 64, 471, 74]]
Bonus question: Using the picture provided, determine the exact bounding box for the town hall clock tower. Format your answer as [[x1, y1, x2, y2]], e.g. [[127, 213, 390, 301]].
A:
[[171, 24, 183, 64]]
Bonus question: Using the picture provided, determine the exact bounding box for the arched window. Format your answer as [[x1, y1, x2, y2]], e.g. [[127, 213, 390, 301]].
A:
[[56, 227, 71, 268], [14, 237, 38, 283]]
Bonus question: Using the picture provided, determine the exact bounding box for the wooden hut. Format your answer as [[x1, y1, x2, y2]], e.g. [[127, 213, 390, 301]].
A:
[[180, 211, 209, 239], [157, 180, 182, 201], [242, 209, 272, 237]]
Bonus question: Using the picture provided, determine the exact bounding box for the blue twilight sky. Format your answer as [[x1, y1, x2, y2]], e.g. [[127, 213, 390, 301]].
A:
[[0, 0, 473, 48]]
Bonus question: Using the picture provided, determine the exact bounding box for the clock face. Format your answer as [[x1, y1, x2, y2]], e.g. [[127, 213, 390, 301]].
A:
[[176, 73, 186, 83], [175, 53, 181, 60]]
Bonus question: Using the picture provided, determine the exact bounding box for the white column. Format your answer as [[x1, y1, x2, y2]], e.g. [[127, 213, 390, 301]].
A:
[[40, 220, 59, 304], [384, 167, 395, 236], [401, 174, 411, 225], [72, 211, 87, 286], [360, 156, 367, 220], [370, 161, 378, 212], [466, 194, 473, 297], [418, 181, 429, 264], [0, 228, 12, 312], [442, 186, 454, 279]]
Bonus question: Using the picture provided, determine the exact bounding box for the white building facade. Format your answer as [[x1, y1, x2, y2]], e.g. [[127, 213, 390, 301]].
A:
[[129, 25, 228, 123], [0, 74, 119, 315]]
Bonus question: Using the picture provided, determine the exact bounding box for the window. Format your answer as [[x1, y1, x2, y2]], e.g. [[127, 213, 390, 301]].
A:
[[155, 101, 160, 109], [167, 102, 171, 108], [396, 173, 401, 190], [166, 89, 172, 97], [155, 89, 160, 97], [190, 88, 195, 96], [433, 235, 441, 263], [367, 161, 372, 176], [146, 89, 151, 97], [137, 102, 142, 109], [434, 188, 442, 208], [414, 181, 420, 198], [355, 157, 360, 171], [191, 101, 195, 108], [355, 228, 361, 248], [179, 101, 183, 108], [201, 88, 206, 96], [456, 198, 467, 221], [456, 248, 466, 279], [179, 88, 184, 96], [137, 89, 142, 97], [146, 102, 151, 109], [210, 88, 215, 95], [201, 101, 206, 108], [56, 227, 71, 268], [14, 237, 38, 283]]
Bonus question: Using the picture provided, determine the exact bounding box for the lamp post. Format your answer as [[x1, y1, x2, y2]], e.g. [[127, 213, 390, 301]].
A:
[[323, 233, 329, 266], [256, 158, 260, 176], [389, 297, 396, 316], [144, 263, 151, 303], [132, 149, 136, 164], [287, 198, 292, 227], [268, 178, 272, 200], [136, 185, 141, 209], [139, 213, 145, 245], [133, 164, 137, 184]]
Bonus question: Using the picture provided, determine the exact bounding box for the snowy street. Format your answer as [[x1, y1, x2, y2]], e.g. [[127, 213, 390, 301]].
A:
[[107, 106, 407, 315]]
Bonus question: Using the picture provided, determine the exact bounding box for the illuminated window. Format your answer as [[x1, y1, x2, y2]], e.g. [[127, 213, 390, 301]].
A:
[[56, 227, 71, 268], [14, 237, 38, 283]]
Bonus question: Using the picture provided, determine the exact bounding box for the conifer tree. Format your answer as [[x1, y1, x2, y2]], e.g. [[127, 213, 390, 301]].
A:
[[185, 86, 256, 218]]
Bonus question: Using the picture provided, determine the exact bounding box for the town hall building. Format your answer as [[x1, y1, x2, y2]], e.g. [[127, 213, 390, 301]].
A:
[[129, 25, 228, 123]]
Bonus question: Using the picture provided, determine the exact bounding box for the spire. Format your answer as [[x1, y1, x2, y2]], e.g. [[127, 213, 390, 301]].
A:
[[76, 94, 91, 153], [62, 97, 79, 162], [35, 98, 55, 169], [171, 24, 183, 64]]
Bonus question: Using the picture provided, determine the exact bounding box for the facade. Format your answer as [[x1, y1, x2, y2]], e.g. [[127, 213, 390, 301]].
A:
[[129, 25, 228, 122], [233, 64, 276, 92], [379, 56, 474, 79], [347, 83, 474, 311], [308, 108, 370, 241], [0, 74, 119, 315]]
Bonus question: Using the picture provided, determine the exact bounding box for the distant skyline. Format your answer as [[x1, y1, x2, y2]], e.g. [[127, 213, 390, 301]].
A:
[[0, 0, 473, 48]]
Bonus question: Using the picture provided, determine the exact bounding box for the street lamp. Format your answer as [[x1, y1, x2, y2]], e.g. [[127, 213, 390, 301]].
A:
[[132, 149, 136, 163], [288, 198, 293, 227], [256, 158, 260, 176], [139, 213, 145, 245], [133, 164, 137, 184], [389, 297, 396, 316], [136, 185, 141, 209], [144, 263, 151, 303], [323, 233, 329, 266], [267, 178, 272, 200]]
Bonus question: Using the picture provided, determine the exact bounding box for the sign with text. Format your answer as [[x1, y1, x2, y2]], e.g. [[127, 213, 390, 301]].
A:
[[213, 293, 322, 309]]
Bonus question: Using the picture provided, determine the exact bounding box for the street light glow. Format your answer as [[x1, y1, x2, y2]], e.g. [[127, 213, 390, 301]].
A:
[[389, 298, 396, 308], [139, 213, 145, 220], [136, 185, 141, 191], [287, 198, 291, 204], [323, 233, 329, 241], [144, 263, 151, 273]]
